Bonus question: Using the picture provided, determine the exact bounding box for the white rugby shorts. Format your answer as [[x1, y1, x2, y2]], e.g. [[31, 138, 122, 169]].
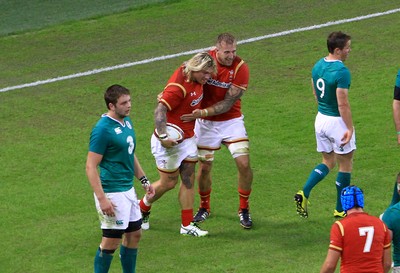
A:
[[151, 134, 197, 172], [94, 187, 141, 230], [195, 115, 249, 149], [314, 112, 356, 154]]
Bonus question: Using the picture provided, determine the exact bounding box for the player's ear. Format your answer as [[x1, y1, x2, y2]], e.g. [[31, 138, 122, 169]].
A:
[[333, 47, 340, 55], [108, 102, 115, 111]]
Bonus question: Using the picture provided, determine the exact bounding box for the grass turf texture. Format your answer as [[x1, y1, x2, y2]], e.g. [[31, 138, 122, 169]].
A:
[[1, 0, 400, 272], [0, 0, 179, 37]]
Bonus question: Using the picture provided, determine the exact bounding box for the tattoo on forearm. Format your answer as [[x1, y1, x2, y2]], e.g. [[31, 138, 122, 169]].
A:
[[155, 104, 168, 134], [213, 86, 244, 115]]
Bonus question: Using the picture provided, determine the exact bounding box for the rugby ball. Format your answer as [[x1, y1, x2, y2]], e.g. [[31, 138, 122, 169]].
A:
[[166, 123, 184, 142]]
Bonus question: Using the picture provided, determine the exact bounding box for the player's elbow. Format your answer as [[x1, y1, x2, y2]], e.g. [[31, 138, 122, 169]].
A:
[[338, 102, 350, 109], [383, 262, 391, 273], [320, 263, 336, 273], [382, 250, 392, 273], [383, 258, 392, 273], [325, 262, 337, 272], [338, 104, 351, 117], [85, 162, 97, 177]]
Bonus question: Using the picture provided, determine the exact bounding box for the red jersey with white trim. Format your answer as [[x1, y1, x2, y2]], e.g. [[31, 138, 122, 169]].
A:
[[202, 48, 249, 121], [159, 64, 203, 139], [328, 212, 391, 273]]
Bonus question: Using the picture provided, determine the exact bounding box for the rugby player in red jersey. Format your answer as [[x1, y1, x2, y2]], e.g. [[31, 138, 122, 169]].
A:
[[139, 52, 217, 236], [320, 185, 392, 273], [181, 33, 253, 229]]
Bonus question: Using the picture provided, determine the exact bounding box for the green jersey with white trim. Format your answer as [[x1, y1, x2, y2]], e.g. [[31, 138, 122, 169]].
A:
[[396, 69, 400, 88], [89, 114, 136, 193], [312, 58, 351, 117], [382, 202, 400, 266]]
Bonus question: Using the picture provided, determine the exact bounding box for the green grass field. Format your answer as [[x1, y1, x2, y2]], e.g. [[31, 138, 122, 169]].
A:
[[1, 0, 400, 272]]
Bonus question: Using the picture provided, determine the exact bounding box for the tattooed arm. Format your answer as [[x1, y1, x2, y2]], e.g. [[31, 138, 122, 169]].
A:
[[154, 103, 168, 135], [154, 103, 177, 148], [211, 85, 244, 115], [180, 85, 245, 121]]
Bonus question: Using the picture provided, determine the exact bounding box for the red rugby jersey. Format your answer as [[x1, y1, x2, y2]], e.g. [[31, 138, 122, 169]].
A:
[[202, 48, 249, 121], [159, 65, 203, 139], [329, 212, 391, 273]]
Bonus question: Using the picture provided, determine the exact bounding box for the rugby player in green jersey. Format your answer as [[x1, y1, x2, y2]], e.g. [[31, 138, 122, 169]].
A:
[[294, 31, 355, 219], [86, 84, 155, 273]]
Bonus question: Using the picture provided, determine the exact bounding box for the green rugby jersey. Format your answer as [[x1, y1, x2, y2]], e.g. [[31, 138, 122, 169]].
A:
[[396, 69, 400, 87], [89, 114, 136, 193], [312, 58, 351, 117], [382, 202, 400, 266]]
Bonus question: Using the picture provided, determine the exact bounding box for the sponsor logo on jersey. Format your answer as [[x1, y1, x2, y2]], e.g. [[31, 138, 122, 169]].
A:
[[207, 78, 231, 89], [116, 220, 124, 225], [126, 121, 132, 129], [190, 93, 203, 107]]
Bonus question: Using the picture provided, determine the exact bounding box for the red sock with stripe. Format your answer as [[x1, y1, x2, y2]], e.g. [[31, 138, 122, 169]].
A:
[[238, 188, 251, 210], [199, 189, 211, 211]]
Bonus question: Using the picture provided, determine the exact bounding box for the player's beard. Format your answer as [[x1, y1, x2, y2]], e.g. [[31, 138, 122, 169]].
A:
[[224, 58, 233, 66], [217, 56, 233, 67], [116, 108, 130, 119]]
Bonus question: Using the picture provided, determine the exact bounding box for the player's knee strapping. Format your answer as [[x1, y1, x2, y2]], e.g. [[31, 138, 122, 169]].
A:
[[198, 149, 215, 162], [228, 141, 249, 158]]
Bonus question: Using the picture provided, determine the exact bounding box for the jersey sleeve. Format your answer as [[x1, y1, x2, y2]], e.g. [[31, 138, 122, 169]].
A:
[[329, 221, 343, 252], [232, 61, 249, 90], [160, 84, 185, 111], [383, 222, 392, 249], [89, 125, 109, 155], [382, 209, 393, 229], [336, 66, 351, 89], [382, 207, 400, 232]]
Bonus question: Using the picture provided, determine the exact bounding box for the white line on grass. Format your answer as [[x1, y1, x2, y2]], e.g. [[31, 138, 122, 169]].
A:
[[1, 7, 399, 93]]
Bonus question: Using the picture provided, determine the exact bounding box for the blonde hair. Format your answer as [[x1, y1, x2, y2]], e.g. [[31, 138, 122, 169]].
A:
[[216, 33, 236, 47], [183, 52, 217, 82]]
